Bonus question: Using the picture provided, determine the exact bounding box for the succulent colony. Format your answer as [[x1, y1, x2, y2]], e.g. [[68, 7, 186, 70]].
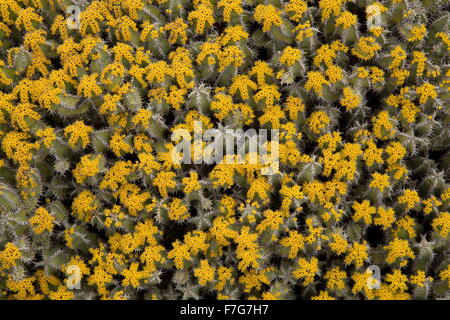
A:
[[0, 0, 449, 300]]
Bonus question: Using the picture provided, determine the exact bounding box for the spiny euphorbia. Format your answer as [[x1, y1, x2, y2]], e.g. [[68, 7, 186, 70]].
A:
[[0, 0, 449, 300]]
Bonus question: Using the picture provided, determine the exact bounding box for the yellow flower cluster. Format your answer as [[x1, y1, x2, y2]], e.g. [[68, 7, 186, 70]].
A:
[[29, 207, 54, 234], [0, 0, 448, 302], [279, 46, 302, 67], [254, 5, 282, 33], [0, 243, 21, 271], [340, 87, 361, 111]]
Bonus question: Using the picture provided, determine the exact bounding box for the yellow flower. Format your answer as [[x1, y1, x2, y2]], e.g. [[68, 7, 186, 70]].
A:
[[217, 45, 244, 72], [416, 83, 437, 104], [29, 207, 54, 234], [49, 286, 74, 300], [336, 11, 357, 29], [374, 207, 396, 230], [324, 266, 347, 290], [194, 259, 215, 286], [280, 231, 305, 258], [115, 183, 151, 216], [182, 171, 201, 194], [398, 189, 420, 210], [153, 171, 177, 198], [285, 0, 307, 22], [318, 0, 345, 20], [122, 262, 151, 288], [110, 131, 133, 157], [352, 200, 376, 224], [279, 46, 302, 67], [234, 226, 260, 271], [389, 46, 407, 69], [326, 65, 344, 83], [36, 127, 56, 148], [311, 290, 336, 300], [64, 121, 93, 149], [294, 21, 314, 41], [370, 172, 390, 192], [372, 111, 395, 140], [340, 87, 361, 111], [73, 154, 103, 184], [71, 190, 97, 222], [409, 271, 431, 287], [188, 3, 215, 34], [408, 24, 426, 42], [16, 7, 43, 31], [11, 103, 40, 132], [306, 111, 330, 134], [164, 18, 188, 44], [329, 233, 348, 255], [412, 51, 427, 77], [305, 71, 329, 96], [384, 238, 415, 264], [168, 198, 190, 221], [432, 212, 450, 238], [394, 216, 417, 239], [292, 257, 319, 285], [439, 265, 450, 285], [386, 269, 408, 292], [100, 161, 135, 191], [254, 4, 282, 32], [77, 74, 102, 97], [168, 240, 191, 269], [217, 0, 243, 22], [352, 37, 381, 60], [0, 243, 21, 270], [344, 241, 368, 268]]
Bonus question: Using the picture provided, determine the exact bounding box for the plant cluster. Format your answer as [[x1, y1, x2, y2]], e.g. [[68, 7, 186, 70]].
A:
[[0, 0, 449, 300]]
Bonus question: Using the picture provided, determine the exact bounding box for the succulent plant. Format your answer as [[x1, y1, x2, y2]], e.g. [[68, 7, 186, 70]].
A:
[[0, 0, 448, 300]]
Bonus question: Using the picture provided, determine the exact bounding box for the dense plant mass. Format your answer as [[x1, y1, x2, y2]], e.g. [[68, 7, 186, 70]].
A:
[[0, 0, 449, 300]]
